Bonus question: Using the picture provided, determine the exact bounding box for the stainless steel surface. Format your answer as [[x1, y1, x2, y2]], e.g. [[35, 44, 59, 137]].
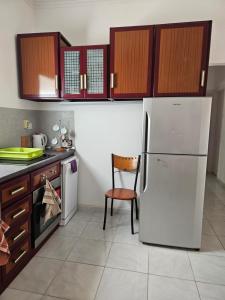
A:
[[34, 215, 61, 248]]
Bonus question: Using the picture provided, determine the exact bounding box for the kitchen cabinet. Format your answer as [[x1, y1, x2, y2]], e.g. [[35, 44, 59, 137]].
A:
[[17, 32, 71, 100], [61, 45, 108, 99], [110, 26, 154, 99], [153, 21, 212, 96]]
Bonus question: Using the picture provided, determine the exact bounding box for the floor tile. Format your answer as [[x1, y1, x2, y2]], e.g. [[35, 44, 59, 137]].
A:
[[148, 247, 194, 280], [37, 233, 77, 260], [210, 220, 225, 236], [95, 267, 147, 300], [81, 222, 117, 241], [67, 238, 111, 266], [202, 219, 215, 236], [197, 282, 225, 300], [148, 275, 200, 300], [0, 289, 42, 300], [56, 219, 88, 237], [189, 253, 225, 285], [114, 225, 142, 246], [197, 234, 225, 257], [9, 257, 63, 294], [73, 207, 95, 222], [46, 261, 103, 300], [106, 243, 148, 273], [41, 296, 66, 300]]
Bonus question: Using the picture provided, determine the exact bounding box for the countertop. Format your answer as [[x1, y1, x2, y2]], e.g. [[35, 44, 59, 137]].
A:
[[0, 149, 75, 184]]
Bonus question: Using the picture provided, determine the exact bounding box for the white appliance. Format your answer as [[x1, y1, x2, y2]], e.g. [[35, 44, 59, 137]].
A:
[[33, 133, 48, 149], [139, 97, 212, 249], [60, 156, 79, 226]]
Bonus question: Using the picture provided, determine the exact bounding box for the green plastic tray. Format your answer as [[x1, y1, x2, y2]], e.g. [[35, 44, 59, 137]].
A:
[[0, 148, 44, 160]]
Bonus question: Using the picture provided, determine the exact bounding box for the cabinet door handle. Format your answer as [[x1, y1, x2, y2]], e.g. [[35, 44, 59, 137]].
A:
[[80, 74, 84, 90], [110, 73, 115, 89], [13, 229, 26, 241], [84, 74, 87, 90], [201, 70, 206, 87], [10, 186, 25, 196], [55, 75, 58, 90], [14, 250, 27, 264], [12, 208, 26, 219]]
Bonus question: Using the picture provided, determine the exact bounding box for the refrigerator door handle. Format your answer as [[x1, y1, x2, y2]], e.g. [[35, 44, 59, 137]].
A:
[[141, 153, 149, 193], [143, 112, 150, 153]]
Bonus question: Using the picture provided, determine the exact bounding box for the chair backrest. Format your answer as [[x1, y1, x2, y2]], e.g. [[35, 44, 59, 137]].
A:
[[111, 154, 141, 192]]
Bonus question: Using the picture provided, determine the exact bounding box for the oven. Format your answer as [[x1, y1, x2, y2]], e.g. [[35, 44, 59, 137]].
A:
[[31, 176, 61, 248]]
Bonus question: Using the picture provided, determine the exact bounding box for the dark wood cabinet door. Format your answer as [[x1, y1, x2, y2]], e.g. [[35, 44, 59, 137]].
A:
[[110, 26, 154, 99], [17, 33, 59, 99], [61, 46, 85, 99], [17, 32, 70, 100], [154, 21, 212, 96], [84, 45, 108, 99]]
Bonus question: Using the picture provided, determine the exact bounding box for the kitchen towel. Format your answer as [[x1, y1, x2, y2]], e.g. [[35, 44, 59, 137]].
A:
[[42, 179, 62, 224], [0, 220, 10, 266], [70, 159, 77, 173]]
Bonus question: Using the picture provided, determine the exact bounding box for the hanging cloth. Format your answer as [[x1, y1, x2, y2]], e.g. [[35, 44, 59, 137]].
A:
[[0, 220, 10, 266], [42, 179, 62, 224]]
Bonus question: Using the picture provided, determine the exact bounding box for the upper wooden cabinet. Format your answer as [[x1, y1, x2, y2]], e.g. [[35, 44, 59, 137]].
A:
[[153, 21, 212, 97], [61, 45, 108, 99], [110, 26, 154, 99], [17, 32, 70, 100]]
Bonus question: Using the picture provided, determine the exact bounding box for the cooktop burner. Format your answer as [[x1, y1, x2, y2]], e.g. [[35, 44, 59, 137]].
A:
[[0, 154, 55, 165]]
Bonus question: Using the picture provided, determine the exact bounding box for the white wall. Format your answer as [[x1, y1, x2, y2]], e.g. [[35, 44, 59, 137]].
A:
[[0, 0, 39, 109], [34, 0, 225, 65], [33, 0, 225, 206]]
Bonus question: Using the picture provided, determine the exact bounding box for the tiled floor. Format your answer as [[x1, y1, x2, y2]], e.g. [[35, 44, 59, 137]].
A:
[[1, 175, 225, 299]]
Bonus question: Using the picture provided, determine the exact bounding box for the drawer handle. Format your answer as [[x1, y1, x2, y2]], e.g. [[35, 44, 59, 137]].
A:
[[201, 70, 206, 87], [13, 229, 26, 241], [80, 74, 84, 90], [83, 74, 87, 90], [10, 186, 25, 196], [14, 250, 27, 264], [12, 209, 26, 219], [49, 169, 57, 175], [110, 73, 115, 89]]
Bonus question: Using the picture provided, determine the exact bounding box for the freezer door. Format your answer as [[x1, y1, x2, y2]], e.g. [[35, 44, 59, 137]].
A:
[[143, 97, 212, 155], [139, 154, 207, 248]]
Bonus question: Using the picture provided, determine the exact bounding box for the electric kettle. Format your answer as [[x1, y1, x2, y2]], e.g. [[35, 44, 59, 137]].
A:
[[32, 133, 48, 149]]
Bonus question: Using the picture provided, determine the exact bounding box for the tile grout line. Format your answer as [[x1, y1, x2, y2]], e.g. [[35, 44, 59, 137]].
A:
[[93, 240, 113, 300], [187, 251, 202, 300]]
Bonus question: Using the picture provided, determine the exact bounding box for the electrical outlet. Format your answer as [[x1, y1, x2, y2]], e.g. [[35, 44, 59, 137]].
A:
[[23, 120, 32, 130]]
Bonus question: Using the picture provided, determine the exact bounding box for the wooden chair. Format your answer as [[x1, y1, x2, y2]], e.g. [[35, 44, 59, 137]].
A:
[[103, 154, 141, 234]]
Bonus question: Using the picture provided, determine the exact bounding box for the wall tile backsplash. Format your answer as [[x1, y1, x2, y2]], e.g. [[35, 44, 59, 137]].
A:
[[0, 107, 75, 149]]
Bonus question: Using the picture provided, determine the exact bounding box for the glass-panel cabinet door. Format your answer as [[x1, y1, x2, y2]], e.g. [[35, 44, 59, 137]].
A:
[[84, 45, 108, 99], [61, 47, 84, 99]]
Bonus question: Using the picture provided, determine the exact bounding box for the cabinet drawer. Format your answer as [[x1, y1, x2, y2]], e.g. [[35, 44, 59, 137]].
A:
[[0, 175, 30, 207], [31, 162, 60, 190], [2, 196, 32, 228], [6, 219, 30, 250], [3, 239, 30, 277]]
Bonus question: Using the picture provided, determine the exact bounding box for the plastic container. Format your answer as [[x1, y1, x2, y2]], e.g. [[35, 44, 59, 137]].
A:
[[0, 148, 44, 160]]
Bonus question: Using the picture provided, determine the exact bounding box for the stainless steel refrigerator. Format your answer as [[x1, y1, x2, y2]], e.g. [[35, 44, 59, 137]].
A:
[[139, 97, 212, 249]]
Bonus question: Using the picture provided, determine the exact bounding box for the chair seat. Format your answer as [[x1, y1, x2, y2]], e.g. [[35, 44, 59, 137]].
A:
[[105, 188, 137, 200]]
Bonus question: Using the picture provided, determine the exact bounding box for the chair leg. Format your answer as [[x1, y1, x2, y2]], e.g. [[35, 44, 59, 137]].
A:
[[135, 198, 139, 220], [111, 198, 114, 216], [103, 196, 108, 230], [131, 199, 134, 234]]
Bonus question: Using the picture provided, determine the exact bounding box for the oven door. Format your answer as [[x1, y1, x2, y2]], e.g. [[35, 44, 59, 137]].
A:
[[32, 177, 61, 248]]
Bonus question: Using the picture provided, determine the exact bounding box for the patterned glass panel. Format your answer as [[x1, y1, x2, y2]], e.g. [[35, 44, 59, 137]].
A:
[[87, 49, 104, 94], [64, 51, 80, 94]]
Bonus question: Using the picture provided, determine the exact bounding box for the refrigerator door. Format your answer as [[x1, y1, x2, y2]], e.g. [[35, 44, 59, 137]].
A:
[[139, 153, 207, 248], [143, 97, 212, 155]]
